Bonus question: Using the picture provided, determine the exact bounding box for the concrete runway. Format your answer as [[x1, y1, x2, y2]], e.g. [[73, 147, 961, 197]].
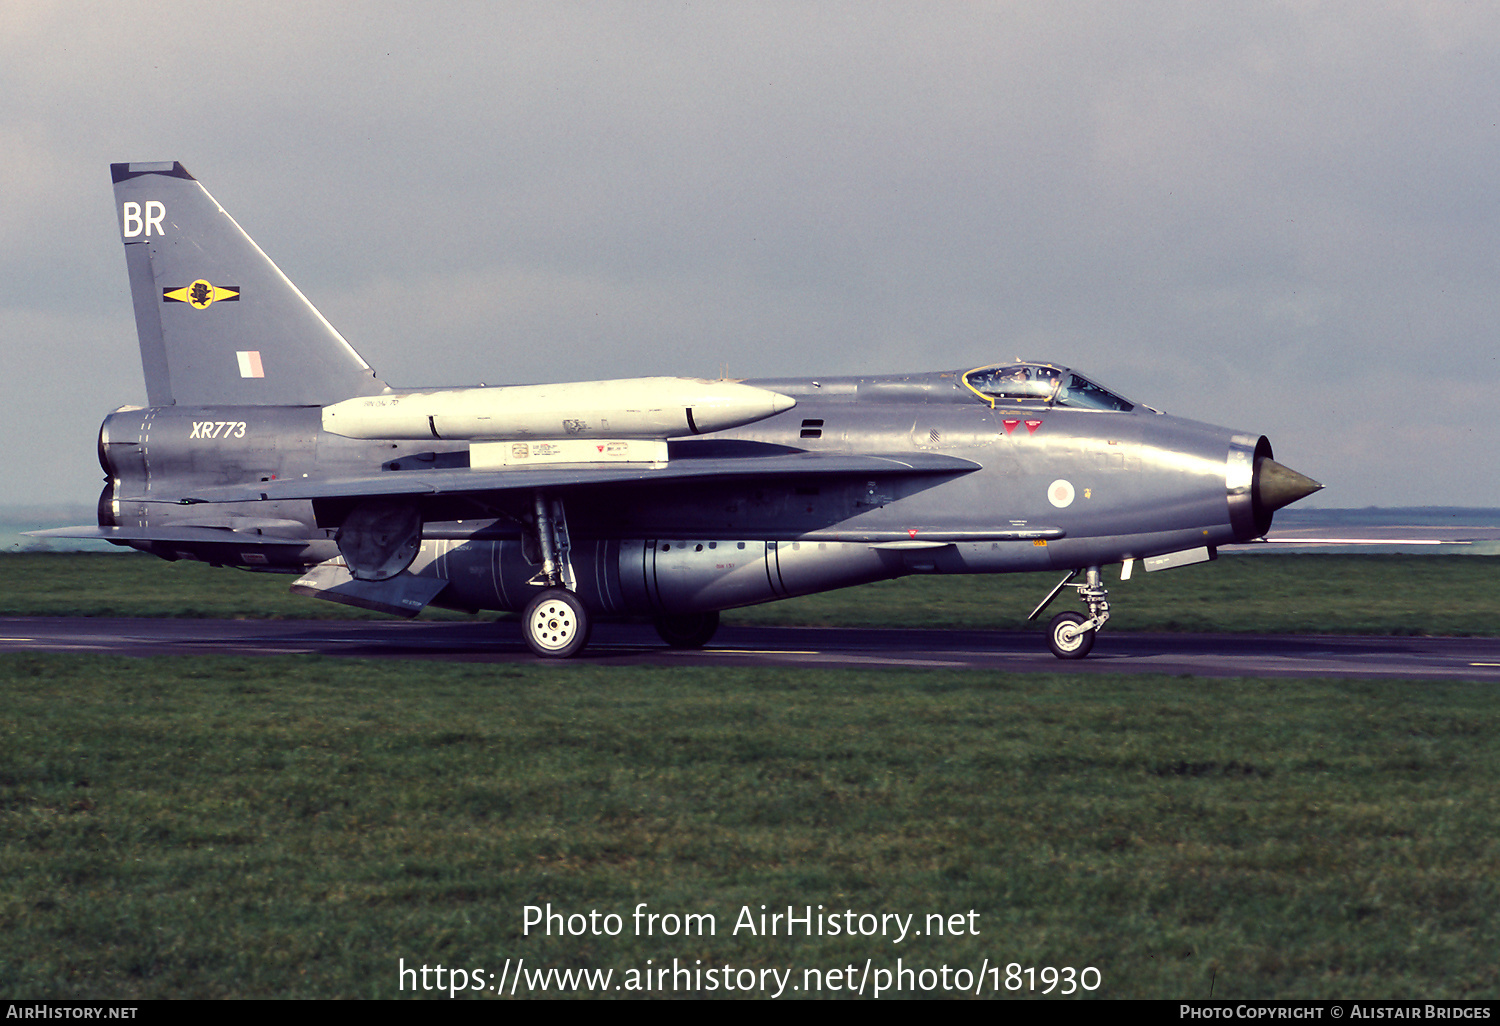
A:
[[2, 616, 1498, 680]]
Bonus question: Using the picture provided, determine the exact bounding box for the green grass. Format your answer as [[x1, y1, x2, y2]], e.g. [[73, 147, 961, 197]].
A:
[[1, 551, 1496, 636], [728, 552, 1500, 635], [3, 655, 1497, 999], [0, 552, 471, 620]]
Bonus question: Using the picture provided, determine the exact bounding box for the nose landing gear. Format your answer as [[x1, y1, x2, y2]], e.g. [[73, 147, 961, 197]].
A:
[[1029, 566, 1111, 660]]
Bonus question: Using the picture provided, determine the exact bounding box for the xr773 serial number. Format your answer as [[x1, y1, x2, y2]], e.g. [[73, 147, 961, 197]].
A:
[[190, 421, 247, 439]]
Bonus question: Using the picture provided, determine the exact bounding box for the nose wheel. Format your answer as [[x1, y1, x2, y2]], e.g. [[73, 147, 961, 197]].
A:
[[1047, 611, 1095, 659], [1030, 566, 1111, 659]]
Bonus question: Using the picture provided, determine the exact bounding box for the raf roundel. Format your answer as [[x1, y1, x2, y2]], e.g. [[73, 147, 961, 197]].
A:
[[1047, 479, 1076, 508]]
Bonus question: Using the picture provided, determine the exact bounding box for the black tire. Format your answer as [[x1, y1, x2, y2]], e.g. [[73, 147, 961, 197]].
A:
[[654, 610, 720, 649], [522, 588, 592, 658], [1047, 611, 1095, 659]]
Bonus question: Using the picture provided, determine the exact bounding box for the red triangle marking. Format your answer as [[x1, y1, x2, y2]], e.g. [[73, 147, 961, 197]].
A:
[[1025, 420, 1043, 434], [1003, 419, 1020, 434], [597, 444, 605, 452], [907, 528, 919, 538]]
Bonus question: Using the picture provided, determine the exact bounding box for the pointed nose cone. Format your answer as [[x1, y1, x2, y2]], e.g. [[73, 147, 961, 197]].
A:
[[1256, 458, 1323, 513], [770, 391, 797, 415]]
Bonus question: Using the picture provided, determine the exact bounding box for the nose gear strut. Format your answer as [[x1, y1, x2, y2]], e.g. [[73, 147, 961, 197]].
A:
[[1028, 566, 1111, 659]]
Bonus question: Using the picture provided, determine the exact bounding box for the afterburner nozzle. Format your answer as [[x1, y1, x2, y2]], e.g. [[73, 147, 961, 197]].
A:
[[1255, 458, 1323, 514]]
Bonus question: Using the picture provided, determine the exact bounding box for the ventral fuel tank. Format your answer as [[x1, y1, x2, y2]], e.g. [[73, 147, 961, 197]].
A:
[[322, 377, 796, 441]]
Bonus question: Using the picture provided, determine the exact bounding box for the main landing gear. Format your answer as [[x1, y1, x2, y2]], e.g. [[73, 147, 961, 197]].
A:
[[517, 493, 724, 658], [521, 492, 593, 658], [654, 610, 721, 649], [1029, 566, 1111, 660], [523, 587, 591, 658]]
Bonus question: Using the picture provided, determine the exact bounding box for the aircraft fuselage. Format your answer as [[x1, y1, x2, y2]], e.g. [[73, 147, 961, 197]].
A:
[[96, 368, 1272, 619]]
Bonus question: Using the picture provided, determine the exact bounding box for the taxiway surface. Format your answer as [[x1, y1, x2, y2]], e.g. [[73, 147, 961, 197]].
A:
[[1, 617, 1498, 680]]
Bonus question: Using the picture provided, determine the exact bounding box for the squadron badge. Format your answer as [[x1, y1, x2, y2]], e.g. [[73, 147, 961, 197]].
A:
[[163, 280, 240, 309]]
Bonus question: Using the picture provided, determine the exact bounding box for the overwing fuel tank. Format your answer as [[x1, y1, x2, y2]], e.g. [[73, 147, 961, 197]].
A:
[[322, 377, 796, 441]]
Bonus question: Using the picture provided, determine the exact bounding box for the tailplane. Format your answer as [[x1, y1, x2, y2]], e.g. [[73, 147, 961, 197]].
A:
[[111, 161, 389, 406]]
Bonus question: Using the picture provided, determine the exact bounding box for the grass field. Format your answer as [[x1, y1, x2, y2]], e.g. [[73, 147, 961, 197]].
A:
[[2, 552, 1496, 999], [1, 550, 1496, 636], [2, 654, 1498, 999]]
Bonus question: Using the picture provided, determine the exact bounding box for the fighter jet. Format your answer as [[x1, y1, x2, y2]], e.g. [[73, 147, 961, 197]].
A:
[[37, 161, 1322, 659]]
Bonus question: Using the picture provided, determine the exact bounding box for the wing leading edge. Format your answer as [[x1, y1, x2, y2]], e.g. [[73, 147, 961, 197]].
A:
[[175, 450, 983, 505]]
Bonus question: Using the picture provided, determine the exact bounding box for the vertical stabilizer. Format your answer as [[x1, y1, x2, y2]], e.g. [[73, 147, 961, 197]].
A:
[[111, 161, 389, 406]]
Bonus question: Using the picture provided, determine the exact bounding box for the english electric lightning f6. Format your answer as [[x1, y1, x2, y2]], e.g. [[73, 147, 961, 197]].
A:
[[42, 162, 1322, 658]]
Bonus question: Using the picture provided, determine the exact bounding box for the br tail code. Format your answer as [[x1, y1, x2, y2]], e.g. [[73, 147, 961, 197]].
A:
[[121, 201, 166, 237]]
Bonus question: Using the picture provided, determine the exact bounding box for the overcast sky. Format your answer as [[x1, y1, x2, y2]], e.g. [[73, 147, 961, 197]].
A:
[[3, 1, 1496, 508]]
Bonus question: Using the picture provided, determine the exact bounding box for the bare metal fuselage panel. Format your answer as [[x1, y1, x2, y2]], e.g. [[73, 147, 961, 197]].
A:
[[85, 381, 1277, 618]]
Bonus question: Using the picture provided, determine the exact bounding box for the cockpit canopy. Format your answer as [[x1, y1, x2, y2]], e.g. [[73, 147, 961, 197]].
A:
[[962, 363, 1135, 412]]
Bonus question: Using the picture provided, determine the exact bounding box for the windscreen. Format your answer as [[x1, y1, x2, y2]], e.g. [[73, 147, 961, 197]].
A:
[[1056, 373, 1133, 412]]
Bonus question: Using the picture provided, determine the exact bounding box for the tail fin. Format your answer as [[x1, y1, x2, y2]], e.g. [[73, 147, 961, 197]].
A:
[[111, 161, 389, 406]]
